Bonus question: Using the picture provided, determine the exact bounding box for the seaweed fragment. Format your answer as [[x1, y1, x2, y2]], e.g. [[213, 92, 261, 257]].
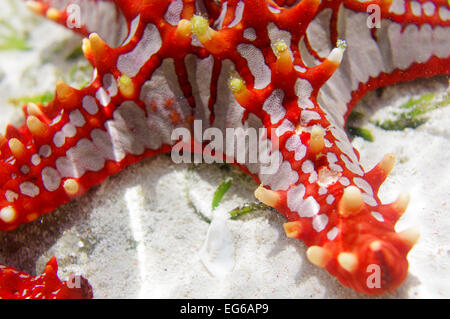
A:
[[212, 177, 233, 211], [229, 202, 270, 220], [347, 126, 374, 142], [8, 91, 54, 106], [373, 91, 449, 131], [0, 20, 30, 51]]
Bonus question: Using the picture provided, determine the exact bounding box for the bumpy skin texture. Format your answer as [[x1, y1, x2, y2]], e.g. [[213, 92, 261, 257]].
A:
[[0, 0, 449, 297]]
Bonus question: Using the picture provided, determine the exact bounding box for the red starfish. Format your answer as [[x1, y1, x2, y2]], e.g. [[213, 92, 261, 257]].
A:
[[0, 0, 449, 297]]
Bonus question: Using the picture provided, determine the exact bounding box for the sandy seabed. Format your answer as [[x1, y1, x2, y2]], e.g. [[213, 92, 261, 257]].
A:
[[0, 1, 449, 298]]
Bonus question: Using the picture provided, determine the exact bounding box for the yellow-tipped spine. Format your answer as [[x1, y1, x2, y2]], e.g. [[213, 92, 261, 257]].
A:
[[64, 179, 80, 196], [283, 221, 302, 238], [228, 75, 251, 106], [191, 15, 212, 42], [378, 153, 396, 175], [26, 103, 43, 117], [26, 115, 48, 138], [176, 19, 193, 38], [337, 252, 358, 273], [9, 138, 26, 160], [119, 75, 135, 98], [273, 40, 293, 74], [369, 240, 383, 252], [310, 125, 325, 155], [254, 185, 280, 208], [391, 191, 410, 215], [190, 15, 227, 54], [46, 8, 60, 21], [0, 206, 17, 223], [339, 186, 364, 217], [82, 38, 92, 57], [88, 33, 108, 63], [56, 80, 77, 105], [26, 1, 45, 14], [327, 39, 347, 67], [306, 246, 332, 268], [398, 227, 420, 247], [309, 39, 347, 85]]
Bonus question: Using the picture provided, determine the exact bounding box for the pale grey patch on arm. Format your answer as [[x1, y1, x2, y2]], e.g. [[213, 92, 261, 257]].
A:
[[317, 68, 352, 129], [20, 182, 40, 197], [295, 78, 315, 109], [389, 0, 406, 14], [243, 28, 257, 41], [259, 152, 299, 191], [140, 59, 192, 146], [228, 1, 245, 28], [433, 26, 450, 58], [67, 138, 106, 172], [338, 8, 384, 90], [212, 59, 245, 133], [262, 89, 285, 124], [56, 156, 85, 178], [82, 95, 99, 115], [275, 119, 294, 137], [114, 101, 155, 150], [75, 0, 128, 47], [69, 110, 86, 127], [185, 54, 214, 127], [164, 0, 183, 26], [121, 15, 141, 46], [118, 23, 162, 77], [305, 8, 333, 58], [103, 73, 118, 97], [285, 134, 306, 161], [387, 23, 436, 70], [96, 87, 111, 107], [91, 128, 117, 161], [237, 44, 271, 89], [300, 110, 321, 125], [105, 115, 145, 158], [41, 167, 61, 192], [439, 6, 450, 21], [298, 36, 320, 68], [213, 1, 228, 30]]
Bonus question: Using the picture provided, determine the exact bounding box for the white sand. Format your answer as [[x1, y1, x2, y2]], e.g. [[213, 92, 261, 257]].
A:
[[0, 1, 449, 298]]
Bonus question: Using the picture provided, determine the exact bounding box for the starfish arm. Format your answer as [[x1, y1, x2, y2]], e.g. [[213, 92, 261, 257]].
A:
[[1, 0, 449, 296], [0, 257, 93, 299], [24, 0, 129, 47]]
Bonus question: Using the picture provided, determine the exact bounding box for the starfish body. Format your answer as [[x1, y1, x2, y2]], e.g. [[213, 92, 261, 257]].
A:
[[0, 0, 449, 297]]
